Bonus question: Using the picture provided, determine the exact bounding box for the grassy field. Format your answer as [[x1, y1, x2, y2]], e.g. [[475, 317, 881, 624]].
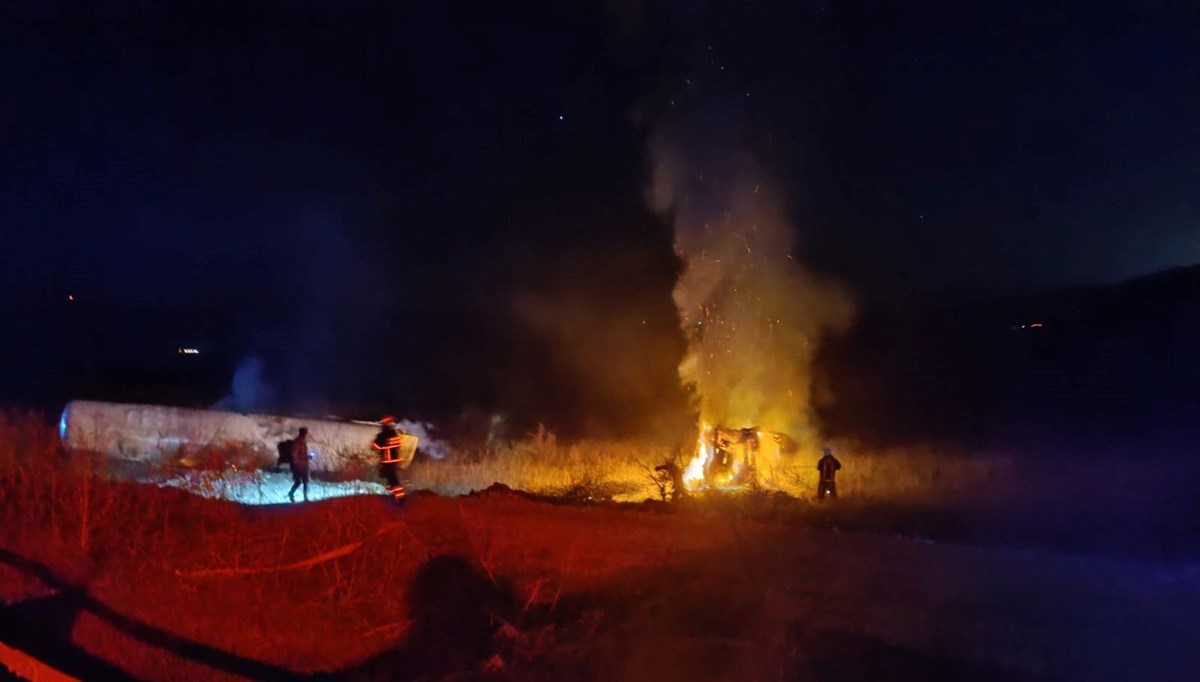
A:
[[2, 412, 1197, 680], [408, 423, 1012, 505]]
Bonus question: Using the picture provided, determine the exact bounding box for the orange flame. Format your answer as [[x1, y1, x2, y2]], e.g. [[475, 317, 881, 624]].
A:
[[682, 423, 712, 489]]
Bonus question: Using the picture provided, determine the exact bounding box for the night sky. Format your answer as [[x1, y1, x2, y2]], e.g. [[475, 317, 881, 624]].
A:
[[2, 1, 1198, 432]]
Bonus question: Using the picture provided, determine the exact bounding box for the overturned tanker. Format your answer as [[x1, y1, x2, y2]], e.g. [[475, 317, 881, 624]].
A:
[[59, 400, 418, 473]]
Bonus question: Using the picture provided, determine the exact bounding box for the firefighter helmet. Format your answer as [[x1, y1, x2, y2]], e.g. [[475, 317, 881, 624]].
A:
[[380, 415, 397, 426]]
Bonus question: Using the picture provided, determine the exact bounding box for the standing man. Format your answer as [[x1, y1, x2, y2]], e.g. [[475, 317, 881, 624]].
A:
[[372, 416, 407, 502], [816, 446, 842, 501], [287, 427, 311, 503]]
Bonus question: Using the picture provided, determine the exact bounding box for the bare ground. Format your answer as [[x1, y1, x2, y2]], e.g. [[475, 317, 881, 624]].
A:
[[2, 486, 1198, 681]]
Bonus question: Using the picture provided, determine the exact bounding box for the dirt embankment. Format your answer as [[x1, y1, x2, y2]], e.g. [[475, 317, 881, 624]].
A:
[[2, 484, 1199, 681]]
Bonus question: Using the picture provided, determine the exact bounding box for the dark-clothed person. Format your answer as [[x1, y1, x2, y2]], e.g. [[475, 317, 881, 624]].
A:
[[274, 438, 294, 473], [654, 462, 686, 501], [287, 428, 310, 502], [817, 447, 841, 501], [372, 417, 407, 502]]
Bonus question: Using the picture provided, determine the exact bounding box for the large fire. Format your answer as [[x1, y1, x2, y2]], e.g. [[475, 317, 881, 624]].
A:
[[681, 422, 791, 491], [645, 81, 855, 493]]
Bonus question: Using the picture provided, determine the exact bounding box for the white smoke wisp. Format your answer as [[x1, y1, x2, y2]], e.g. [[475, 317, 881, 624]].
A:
[[648, 133, 855, 450], [213, 356, 277, 414], [396, 419, 450, 460]]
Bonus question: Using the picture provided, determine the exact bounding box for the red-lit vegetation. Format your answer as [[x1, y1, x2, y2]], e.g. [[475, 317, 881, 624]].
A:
[[2, 412, 1198, 680]]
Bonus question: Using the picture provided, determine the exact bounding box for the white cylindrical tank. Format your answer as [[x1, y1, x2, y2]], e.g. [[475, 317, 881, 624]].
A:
[[59, 400, 418, 472]]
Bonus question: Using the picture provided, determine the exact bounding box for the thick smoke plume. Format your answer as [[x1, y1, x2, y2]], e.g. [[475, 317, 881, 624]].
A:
[[648, 122, 854, 449]]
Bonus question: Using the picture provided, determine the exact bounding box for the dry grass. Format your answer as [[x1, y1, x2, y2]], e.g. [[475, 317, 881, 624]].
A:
[[410, 423, 1014, 505], [3, 409, 1012, 508], [0, 410, 1016, 580], [0, 412, 421, 677], [770, 439, 1012, 502], [409, 425, 675, 502], [2, 411, 1193, 681], [0, 413, 771, 679]]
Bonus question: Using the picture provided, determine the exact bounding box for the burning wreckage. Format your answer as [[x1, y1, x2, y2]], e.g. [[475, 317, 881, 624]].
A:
[[680, 423, 798, 491]]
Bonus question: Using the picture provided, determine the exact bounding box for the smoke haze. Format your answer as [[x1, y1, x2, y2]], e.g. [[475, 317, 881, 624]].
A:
[[213, 356, 276, 413]]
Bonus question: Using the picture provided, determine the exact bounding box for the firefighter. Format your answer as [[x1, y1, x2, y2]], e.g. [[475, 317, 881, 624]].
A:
[[816, 446, 841, 501], [372, 416, 407, 502], [287, 427, 311, 502]]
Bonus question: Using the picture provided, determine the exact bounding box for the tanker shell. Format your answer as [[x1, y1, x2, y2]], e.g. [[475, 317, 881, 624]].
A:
[[59, 400, 419, 472]]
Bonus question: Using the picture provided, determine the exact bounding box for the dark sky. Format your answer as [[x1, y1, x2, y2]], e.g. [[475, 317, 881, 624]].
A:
[[2, 1, 1198, 430]]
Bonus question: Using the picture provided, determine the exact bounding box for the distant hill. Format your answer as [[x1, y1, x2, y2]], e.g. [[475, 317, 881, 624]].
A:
[[973, 263, 1200, 328], [819, 264, 1200, 451]]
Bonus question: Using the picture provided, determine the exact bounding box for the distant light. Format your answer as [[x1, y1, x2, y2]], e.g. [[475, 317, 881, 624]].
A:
[[178, 348, 200, 355], [1030, 322, 1044, 329], [67, 294, 75, 302], [558, 115, 564, 121]]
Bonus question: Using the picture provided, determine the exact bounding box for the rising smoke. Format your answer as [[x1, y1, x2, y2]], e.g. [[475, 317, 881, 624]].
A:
[[213, 355, 276, 413], [395, 419, 450, 460], [644, 77, 855, 450]]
